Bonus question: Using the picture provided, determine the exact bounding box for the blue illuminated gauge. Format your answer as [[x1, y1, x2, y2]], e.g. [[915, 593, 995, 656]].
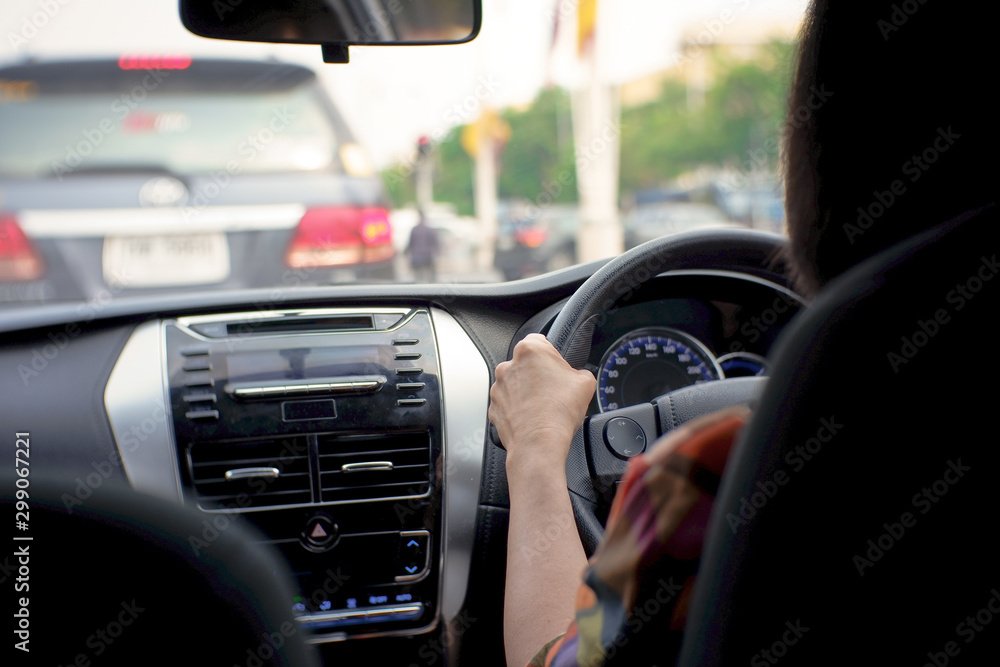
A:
[[717, 351, 769, 378], [597, 327, 723, 412]]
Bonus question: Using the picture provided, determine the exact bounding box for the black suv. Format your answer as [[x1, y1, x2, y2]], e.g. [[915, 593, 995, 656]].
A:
[[0, 57, 394, 306]]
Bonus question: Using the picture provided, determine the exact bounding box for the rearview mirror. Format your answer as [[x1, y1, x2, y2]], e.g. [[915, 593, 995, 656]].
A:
[[179, 0, 481, 63]]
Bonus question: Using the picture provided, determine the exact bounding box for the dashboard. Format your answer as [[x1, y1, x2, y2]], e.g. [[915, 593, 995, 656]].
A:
[[0, 246, 803, 664]]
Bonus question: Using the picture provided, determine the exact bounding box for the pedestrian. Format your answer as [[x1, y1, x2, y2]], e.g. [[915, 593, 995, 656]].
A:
[[406, 213, 440, 282]]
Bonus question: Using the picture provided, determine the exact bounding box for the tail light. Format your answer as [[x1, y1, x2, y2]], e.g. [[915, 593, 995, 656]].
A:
[[515, 226, 548, 248], [118, 54, 192, 70], [0, 213, 44, 282], [285, 206, 394, 269]]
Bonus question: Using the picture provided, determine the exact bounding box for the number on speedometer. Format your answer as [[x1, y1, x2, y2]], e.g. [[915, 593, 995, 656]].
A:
[[597, 327, 722, 412]]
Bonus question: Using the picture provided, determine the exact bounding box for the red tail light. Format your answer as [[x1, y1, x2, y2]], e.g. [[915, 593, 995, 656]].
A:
[[286, 206, 394, 269], [515, 227, 548, 248], [118, 54, 192, 70], [0, 213, 44, 282]]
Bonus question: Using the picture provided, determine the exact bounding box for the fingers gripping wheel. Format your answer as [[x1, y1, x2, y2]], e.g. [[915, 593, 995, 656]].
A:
[[545, 229, 787, 555]]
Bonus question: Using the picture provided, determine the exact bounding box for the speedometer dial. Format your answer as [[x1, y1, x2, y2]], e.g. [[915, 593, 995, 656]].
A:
[[597, 327, 722, 412]]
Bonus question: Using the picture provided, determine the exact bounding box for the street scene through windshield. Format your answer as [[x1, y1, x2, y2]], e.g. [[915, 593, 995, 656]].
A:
[[0, 0, 806, 308]]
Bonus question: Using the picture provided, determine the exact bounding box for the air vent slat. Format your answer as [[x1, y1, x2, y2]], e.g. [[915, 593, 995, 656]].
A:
[[193, 454, 309, 468], [189, 436, 312, 509], [316, 432, 431, 503], [319, 446, 426, 458]]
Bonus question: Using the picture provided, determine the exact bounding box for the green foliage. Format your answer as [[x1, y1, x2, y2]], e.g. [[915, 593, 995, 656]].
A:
[[381, 164, 415, 208], [434, 127, 475, 216], [496, 87, 577, 205], [620, 39, 795, 193], [381, 39, 795, 212]]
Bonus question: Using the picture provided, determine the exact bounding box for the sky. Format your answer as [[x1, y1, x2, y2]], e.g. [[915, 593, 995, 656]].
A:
[[1, 0, 808, 167]]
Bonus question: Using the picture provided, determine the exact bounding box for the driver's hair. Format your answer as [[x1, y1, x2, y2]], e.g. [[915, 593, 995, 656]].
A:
[[782, 0, 995, 297]]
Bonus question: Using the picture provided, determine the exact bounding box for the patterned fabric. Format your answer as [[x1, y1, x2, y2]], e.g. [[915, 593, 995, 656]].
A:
[[531, 408, 749, 667]]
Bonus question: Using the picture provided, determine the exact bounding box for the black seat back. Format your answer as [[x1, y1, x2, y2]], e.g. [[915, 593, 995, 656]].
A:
[[2, 474, 319, 666], [680, 205, 999, 665]]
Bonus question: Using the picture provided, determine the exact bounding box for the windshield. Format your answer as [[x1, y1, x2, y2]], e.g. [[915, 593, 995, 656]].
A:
[[0, 86, 340, 178], [0, 0, 805, 309]]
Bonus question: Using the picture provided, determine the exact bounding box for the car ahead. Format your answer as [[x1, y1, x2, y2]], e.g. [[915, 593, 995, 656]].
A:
[[494, 204, 578, 280], [0, 56, 394, 307], [623, 200, 742, 249]]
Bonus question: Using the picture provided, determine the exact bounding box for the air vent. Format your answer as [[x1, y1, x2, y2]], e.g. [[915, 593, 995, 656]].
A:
[[189, 436, 312, 509], [318, 432, 431, 502]]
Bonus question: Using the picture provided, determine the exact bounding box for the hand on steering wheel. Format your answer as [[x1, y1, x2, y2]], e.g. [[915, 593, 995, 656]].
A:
[[539, 228, 787, 554], [488, 333, 596, 472]]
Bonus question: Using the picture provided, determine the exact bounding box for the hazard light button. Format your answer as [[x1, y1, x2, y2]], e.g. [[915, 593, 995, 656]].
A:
[[302, 515, 338, 551]]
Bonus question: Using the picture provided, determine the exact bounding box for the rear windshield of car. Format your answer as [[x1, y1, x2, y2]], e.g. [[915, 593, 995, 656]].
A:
[[0, 82, 340, 178]]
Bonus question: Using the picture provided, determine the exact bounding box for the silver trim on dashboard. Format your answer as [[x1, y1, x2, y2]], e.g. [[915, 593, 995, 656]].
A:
[[104, 320, 182, 503], [224, 467, 280, 481], [341, 461, 394, 473], [430, 307, 490, 623]]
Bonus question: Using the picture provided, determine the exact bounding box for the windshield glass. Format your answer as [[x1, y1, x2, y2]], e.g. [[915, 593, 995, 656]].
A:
[[0, 86, 340, 178], [0, 0, 805, 309]]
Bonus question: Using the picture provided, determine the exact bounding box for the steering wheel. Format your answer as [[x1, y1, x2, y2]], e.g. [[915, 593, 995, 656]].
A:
[[545, 228, 789, 555]]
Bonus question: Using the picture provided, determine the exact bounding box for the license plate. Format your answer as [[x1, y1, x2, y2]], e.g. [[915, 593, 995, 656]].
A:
[[102, 233, 230, 287]]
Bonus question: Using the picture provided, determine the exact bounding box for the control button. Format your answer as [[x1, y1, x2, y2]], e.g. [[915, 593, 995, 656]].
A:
[[397, 399, 426, 407], [183, 361, 213, 372], [396, 530, 430, 581], [395, 367, 423, 375], [185, 409, 219, 421], [396, 382, 425, 391], [183, 392, 217, 403], [183, 376, 215, 388], [392, 338, 419, 345], [302, 515, 339, 551], [394, 352, 422, 360], [604, 417, 647, 459], [180, 346, 211, 357]]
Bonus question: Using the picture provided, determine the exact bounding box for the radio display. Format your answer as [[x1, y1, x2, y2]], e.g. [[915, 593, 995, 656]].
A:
[[226, 346, 385, 382]]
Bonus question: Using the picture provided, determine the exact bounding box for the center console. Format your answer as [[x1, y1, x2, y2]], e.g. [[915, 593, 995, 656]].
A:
[[105, 306, 488, 644]]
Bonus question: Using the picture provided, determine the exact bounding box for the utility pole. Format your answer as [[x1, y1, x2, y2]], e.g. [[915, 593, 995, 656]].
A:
[[573, 0, 623, 263]]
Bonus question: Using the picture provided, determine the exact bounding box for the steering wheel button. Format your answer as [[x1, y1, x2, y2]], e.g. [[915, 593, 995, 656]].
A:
[[604, 417, 646, 460]]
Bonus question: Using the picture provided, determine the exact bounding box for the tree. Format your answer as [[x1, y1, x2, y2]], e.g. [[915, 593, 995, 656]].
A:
[[619, 39, 794, 193]]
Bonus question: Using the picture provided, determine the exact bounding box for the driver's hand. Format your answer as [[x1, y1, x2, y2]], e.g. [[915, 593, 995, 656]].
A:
[[489, 334, 597, 468]]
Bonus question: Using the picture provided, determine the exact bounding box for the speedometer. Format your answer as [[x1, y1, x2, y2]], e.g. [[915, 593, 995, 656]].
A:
[[597, 327, 723, 412]]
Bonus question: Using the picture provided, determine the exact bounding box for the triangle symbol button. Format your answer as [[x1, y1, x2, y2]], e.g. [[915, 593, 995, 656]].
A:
[[310, 523, 328, 539]]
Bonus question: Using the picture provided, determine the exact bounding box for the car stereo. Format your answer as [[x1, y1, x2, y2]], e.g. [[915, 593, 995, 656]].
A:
[[163, 307, 443, 642]]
